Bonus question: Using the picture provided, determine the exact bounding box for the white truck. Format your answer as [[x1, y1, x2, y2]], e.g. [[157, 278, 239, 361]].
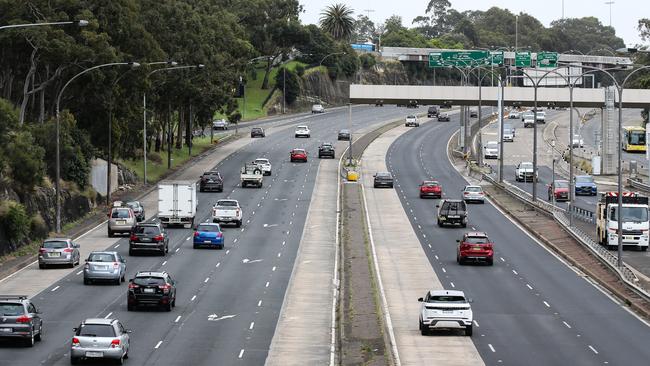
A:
[[596, 192, 649, 251], [240, 162, 263, 188], [483, 141, 499, 159], [212, 199, 243, 227], [515, 162, 536, 182], [158, 181, 197, 228]]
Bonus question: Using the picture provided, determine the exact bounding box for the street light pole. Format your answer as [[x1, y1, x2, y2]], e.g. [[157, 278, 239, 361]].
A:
[[55, 62, 139, 233], [318, 52, 347, 104], [0, 19, 88, 30], [348, 103, 353, 166]]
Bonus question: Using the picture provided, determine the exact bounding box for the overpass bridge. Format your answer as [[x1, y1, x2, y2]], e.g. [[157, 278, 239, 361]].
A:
[[349, 85, 650, 109]]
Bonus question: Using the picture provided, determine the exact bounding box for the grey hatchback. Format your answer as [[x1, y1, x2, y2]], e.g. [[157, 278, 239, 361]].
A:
[[70, 318, 130, 365], [0, 295, 43, 347], [38, 238, 80, 269], [83, 251, 127, 285]]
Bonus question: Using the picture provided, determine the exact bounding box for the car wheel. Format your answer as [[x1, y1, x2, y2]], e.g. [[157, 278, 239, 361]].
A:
[[199, 187, 204, 193], [114, 278, 121, 286], [236, 220, 242, 228], [420, 323, 428, 336], [69, 261, 75, 268], [121, 274, 126, 282], [25, 332, 35, 347], [461, 223, 467, 228], [35, 325, 42, 341], [219, 244, 224, 250], [127, 304, 134, 312], [39, 263, 45, 269], [465, 325, 473, 336], [129, 249, 134, 256], [487, 258, 494, 266], [437, 220, 443, 227], [70, 355, 80, 365], [108, 229, 113, 238], [193, 244, 199, 249], [84, 278, 91, 285], [116, 354, 124, 365], [160, 248, 166, 256], [165, 302, 172, 312]]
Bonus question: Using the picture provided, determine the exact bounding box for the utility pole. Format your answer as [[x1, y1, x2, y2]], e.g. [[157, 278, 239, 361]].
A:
[[562, 0, 565, 19], [167, 102, 172, 169], [605, 1, 614, 27]]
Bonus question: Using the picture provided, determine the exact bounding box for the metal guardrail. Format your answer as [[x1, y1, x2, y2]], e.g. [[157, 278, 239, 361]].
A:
[[483, 172, 650, 301], [628, 178, 650, 194], [570, 205, 596, 224]]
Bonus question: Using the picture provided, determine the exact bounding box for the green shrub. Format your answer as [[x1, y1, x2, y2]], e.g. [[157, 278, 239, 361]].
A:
[[295, 64, 305, 77], [6, 131, 45, 189], [148, 152, 163, 164], [0, 201, 31, 244], [30, 213, 49, 239]]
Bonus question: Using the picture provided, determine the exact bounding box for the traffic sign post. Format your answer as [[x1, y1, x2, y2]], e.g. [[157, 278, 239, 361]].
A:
[[537, 51, 558, 68], [515, 52, 532, 67]]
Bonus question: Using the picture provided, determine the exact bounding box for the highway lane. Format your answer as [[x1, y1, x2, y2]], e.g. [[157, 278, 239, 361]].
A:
[[386, 113, 650, 365], [0, 105, 424, 365]]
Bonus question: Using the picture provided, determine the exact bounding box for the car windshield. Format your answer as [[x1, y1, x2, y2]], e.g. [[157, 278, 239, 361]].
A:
[[252, 128, 262, 132], [611, 207, 649, 222], [297, 126, 308, 130], [217, 200, 238, 207], [77, 324, 115, 337], [293, 149, 305, 154], [377, 173, 391, 178], [198, 224, 221, 232], [321, 144, 332, 148], [486, 142, 498, 149], [465, 236, 489, 244], [407, 115, 416, 119], [423, 181, 439, 187], [576, 176, 594, 184], [254, 159, 268, 164], [465, 187, 482, 192], [555, 181, 569, 188], [111, 209, 130, 219], [133, 276, 165, 286], [339, 130, 349, 134], [43, 240, 68, 249], [133, 226, 160, 235], [520, 163, 533, 169], [126, 202, 140, 209], [88, 253, 117, 262], [0, 303, 23, 316], [443, 201, 463, 210], [428, 295, 467, 302]]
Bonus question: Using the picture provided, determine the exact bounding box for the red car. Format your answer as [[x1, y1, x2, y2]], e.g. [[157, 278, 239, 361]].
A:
[[290, 148, 308, 162], [419, 181, 442, 198], [547, 179, 569, 202], [457, 232, 494, 266]]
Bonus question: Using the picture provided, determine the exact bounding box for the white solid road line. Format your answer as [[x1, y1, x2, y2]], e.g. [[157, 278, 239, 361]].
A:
[[76, 270, 83, 275], [104, 312, 112, 319], [154, 341, 163, 349]]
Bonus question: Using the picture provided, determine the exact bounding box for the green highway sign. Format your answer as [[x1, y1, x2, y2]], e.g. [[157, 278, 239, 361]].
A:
[[441, 50, 489, 67], [515, 52, 532, 67], [489, 51, 504, 66], [428, 52, 445, 68], [537, 51, 558, 68]]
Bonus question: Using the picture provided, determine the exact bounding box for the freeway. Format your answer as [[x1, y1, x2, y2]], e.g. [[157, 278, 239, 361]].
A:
[[0, 105, 424, 365], [385, 112, 650, 364]]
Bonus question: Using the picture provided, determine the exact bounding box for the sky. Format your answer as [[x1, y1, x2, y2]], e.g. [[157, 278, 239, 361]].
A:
[[299, 0, 648, 46]]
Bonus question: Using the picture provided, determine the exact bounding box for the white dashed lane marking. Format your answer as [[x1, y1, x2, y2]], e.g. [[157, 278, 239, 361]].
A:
[[154, 341, 163, 349]]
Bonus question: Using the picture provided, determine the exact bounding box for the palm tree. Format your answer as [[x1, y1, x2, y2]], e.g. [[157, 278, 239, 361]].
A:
[[319, 4, 355, 41]]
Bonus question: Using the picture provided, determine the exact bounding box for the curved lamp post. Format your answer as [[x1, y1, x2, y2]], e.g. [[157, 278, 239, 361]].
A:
[[0, 19, 88, 30], [55, 62, 140, 233], [318, 52, 346, 104]]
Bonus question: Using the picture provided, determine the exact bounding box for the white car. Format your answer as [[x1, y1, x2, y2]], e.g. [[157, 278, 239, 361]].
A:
[[212, 199, 243, 227], [515, 161, 537, 182], [418, 289, 473, 336], [571, 134, 584, 148], [311, 104, 325, 113], [535, 111, 546, 123], [254, 158, 272, 176], [523, 116, 535, 128], [502, 128, 514, 142], [405, 115, 419, 127], [463, 185, 485, 203], [295, 125, 311, 138], [213, 119, 228, 130], [483, 141, 499, 159]]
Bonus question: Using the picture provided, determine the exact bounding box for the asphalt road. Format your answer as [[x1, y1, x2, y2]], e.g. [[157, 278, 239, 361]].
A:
[[386, 113, 650, 365], [0, 105, 425, 365]]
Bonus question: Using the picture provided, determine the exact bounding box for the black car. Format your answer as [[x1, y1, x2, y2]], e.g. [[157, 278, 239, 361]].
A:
[[199, 171, 224, 192], [437, 113, 450, 122], [373, 172, 394, 188], [127, 271, 177, 311], [129, 223, 169, 256], [437, 199, 468, 227], [318, 143, 335, 159], [469, 110, 478, 118], [251, 127, 265, 138], [126, 201, 145, 222], [0, 295, 43, 347], [427, 106, 439, 118], [338, 129, 351, 141], [407, 100, 419, 108], [375, 100, 384, 107]]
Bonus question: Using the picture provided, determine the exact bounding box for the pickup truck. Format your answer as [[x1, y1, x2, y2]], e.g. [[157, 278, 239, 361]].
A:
[[240, 162, 263, 188], [212, 199, 243, 227], [515, 162, 536, 182]]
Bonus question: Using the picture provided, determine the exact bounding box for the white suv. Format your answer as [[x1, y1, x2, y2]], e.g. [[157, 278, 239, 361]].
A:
[[418, 289, 473, 336], [253, 158, 272, 176], [295, 125, 311, 138], [311, 104, 325, 113]]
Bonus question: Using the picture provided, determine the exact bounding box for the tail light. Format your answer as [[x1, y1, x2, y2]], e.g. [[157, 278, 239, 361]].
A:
[[111, 339, 121, 348], [128, 282, 139, 289], [460, 243, 471, 250], [159, 284, 171, 293], [212, 209, 217, 216], [113, 262, 120, 269], [16, 315, 31, 323], [153, 235, 164, 242], [63, 248, 73, 253], [194, 231, 200, 237], [84, 263, 90, 270], [39, 248, 47, 254], [463, 192, 469, 195], [236, 209, 241, 216], [478, 192, 484, 195], [217, 232, 223, 238], [130, 234, 138, 242], [486, 244, 493, 250], [72, 337, 80, 347]]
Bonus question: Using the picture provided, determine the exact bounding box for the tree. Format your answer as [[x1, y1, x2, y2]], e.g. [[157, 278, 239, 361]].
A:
[[5, 131, 45, 190], [639, 19, 650, 42], [275, 68, 300, 105], [320, 3, 355, 41], [353, 15, 375, 43]]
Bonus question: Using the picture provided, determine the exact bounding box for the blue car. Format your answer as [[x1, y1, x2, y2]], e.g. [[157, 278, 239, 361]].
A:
[[193, 223, 224, 249], [574, 175, 597, 196]]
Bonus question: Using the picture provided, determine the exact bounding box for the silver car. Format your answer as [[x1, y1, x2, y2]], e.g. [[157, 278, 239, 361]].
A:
[[108, 206, 136, 237], [38, 238, 80, 269], [70, 318, 130, 364], [462, 185, 485, 203], [83, 251, 127, 285]]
